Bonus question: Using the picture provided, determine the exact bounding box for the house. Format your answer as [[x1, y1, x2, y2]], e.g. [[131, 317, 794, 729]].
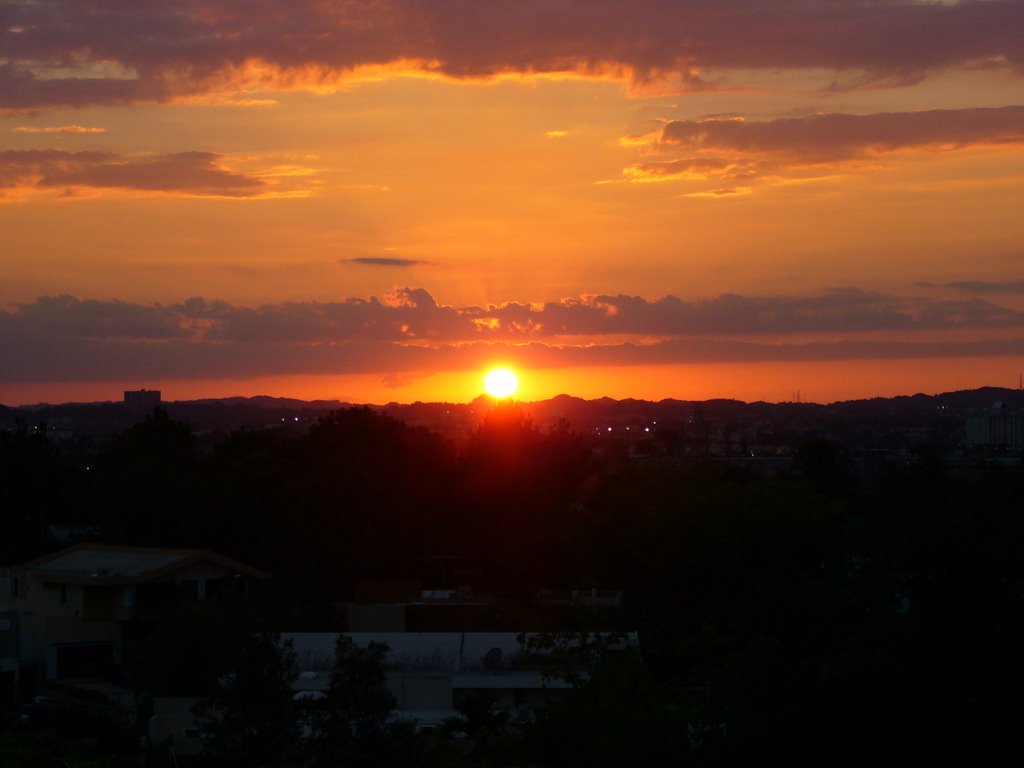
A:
[[0, 543, 269, 687]]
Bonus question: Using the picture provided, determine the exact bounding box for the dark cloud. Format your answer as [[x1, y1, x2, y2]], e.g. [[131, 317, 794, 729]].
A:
[[345, 257, 430, 268], [520, 337, 1024, 368], [659, 106, 1024, 162], [3, 295, 192, 341], [2, 288, 1023, 382], [625, 106, 1024, 184], [917, 279, 1024, 294], [4, 288, 1022, 345], [4, 1, 1024, 109], [2, 321, 1022, 384], [0, 61, 157, 110], [0, 149, 265, 196], [487, 289, 1024, 338]]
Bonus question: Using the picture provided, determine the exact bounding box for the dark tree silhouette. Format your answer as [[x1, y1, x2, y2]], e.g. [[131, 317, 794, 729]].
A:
[[304, 635, 403, 768], [90, 408, 201, 545], [192, 633, 299, 768]]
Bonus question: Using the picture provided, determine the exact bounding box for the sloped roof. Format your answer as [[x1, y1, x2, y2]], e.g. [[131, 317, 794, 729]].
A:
[[14, 543, 270, 585]]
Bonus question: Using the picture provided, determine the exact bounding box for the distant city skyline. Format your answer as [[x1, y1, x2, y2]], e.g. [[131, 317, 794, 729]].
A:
[[2, 2, 1023, 404], [3, 357, 1023, 409]]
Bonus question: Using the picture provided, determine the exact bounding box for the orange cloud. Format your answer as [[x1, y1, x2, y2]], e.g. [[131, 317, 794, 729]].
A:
[[12, 125, 106, 134], [623, 158, 736, 182], [683, 186, 752, 198]]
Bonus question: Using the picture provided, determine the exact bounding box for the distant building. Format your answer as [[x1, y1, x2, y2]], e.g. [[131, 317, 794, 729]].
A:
[[124, 389, 161, 412], [966, 402, 1024, 449]]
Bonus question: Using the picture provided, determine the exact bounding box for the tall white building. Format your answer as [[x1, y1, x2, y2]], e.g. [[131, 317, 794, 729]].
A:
[[966, 402, 1024, 449]]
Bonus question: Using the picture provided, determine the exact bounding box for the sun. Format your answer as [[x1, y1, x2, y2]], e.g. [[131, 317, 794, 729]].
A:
[[484, 368, 519, 399]]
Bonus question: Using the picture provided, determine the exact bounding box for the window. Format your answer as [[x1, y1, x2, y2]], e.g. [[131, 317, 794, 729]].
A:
[[8, 576, 19, 600], [121, 585, 136, 608], [59, 583, 69, 607]]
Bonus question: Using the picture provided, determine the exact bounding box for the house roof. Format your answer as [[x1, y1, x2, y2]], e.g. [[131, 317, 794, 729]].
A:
[[13, 543, 270, 585]]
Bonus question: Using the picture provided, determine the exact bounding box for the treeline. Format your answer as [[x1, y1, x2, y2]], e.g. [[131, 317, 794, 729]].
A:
[[3, 405, 1024, 763]]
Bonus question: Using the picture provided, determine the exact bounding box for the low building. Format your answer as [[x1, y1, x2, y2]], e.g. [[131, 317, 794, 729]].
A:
[[285, 630, 638, 729], [344, 583, 497, 632], [148, 630, 615, 757]]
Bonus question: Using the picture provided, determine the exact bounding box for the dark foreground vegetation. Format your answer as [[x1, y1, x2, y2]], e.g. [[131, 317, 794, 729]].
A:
[[2, 403, 1023, 766]]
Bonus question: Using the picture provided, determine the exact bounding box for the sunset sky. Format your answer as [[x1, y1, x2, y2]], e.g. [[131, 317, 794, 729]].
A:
[[3, 0, 1024, 405]]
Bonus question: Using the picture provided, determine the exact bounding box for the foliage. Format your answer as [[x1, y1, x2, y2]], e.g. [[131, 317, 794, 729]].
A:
[[302, 635, 398, 768], [0, 418, 79, 561], [134, 597, 253, 696], [458, 689, 510, 731], [428, 691, 523, 768], [526, 648, 692, 768], [0, 731, 137, 768], [90, 408, 201, 545], [794, 437, 852, 494], [518, 630, 628, 688], [458, 404, 593, 594], [192, 633, 300, 768]]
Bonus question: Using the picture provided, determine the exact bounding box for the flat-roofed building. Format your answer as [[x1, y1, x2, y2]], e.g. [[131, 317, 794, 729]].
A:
[[284, 630, 639, 729]]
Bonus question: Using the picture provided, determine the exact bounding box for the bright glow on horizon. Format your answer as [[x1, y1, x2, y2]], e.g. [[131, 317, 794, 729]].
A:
[[484, 368, 519, 399]]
